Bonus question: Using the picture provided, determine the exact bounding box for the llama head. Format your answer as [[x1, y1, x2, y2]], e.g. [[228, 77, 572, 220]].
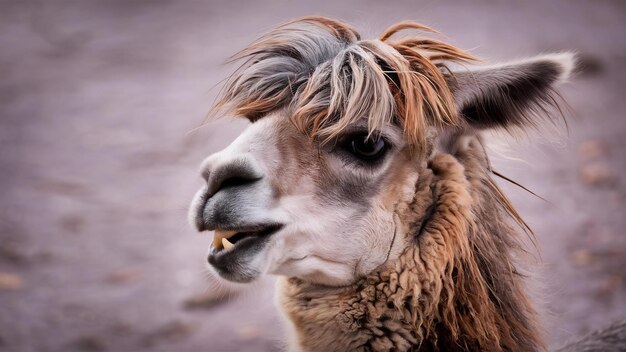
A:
[[189, 17, 574, 286]]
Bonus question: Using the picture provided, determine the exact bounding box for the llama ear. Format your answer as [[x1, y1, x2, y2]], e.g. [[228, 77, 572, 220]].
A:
[[445, 53, 576, 130]]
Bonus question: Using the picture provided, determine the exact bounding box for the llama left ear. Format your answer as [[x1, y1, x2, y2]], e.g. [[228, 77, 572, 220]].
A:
[[445, 53, 577, 130]]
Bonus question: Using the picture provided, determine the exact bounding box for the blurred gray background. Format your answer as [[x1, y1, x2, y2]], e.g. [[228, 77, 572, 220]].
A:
[[1, 1, 625, 351]]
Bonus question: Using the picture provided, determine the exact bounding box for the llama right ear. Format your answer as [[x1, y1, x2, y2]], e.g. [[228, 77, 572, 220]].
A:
[[445, 53, 576, 130]]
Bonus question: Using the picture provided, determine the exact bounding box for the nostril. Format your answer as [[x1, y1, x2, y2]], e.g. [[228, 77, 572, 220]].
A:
[[205, 159, 263, 198], [217, 176, 258, 191]]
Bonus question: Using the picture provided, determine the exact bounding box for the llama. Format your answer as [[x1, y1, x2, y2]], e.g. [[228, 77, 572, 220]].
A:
[[188, 17, 625, 351]]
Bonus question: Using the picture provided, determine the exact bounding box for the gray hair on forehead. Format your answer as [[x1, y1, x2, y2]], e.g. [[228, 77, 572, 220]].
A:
[[212, 16, 478, 151]]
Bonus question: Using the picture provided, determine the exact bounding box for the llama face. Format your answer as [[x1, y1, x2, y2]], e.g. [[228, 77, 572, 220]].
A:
[[189, 112, 421, 285]]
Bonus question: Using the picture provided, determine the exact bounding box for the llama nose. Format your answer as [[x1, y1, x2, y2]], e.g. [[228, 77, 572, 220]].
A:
[[203, 157, 263, 199]]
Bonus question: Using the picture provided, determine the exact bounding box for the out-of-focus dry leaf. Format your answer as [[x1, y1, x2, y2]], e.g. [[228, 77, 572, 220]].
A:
[[571, 249, 592, 267], [580, 163, 616, 187], [142, 321, 200, 346], [578, 140, 609, 161], [70, 335, 107, 351], [0, 272, 23, 290], [154, 321, 199, 340], [105, 270, 142, 285], [60, 215, 85, 234], [0, 244, 27, 265], [109, 322, 134, 339], [183, 289, 235, 310], [594, 275, 623, 299]]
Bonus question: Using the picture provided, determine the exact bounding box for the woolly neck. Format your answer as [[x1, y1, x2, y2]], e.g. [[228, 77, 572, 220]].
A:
[[278, 150, 542, 351]]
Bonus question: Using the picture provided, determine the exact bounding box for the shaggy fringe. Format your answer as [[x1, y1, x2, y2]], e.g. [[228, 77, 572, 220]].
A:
[[212, 16, 478, 152]]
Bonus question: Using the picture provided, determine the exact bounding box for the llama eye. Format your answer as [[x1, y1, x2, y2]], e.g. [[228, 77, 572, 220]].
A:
[[347, 135, 387, 161]]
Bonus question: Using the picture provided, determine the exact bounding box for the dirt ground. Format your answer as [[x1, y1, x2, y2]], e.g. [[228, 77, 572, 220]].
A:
[[1, 1, 625, 351]]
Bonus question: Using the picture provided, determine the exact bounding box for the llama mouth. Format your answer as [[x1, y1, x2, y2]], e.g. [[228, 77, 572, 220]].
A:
[[210, 224, 283, 253], [207, 224, 282, 282]]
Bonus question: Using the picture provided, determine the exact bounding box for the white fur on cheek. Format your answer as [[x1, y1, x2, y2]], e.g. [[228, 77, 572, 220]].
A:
[[264, 193, 397, 286]]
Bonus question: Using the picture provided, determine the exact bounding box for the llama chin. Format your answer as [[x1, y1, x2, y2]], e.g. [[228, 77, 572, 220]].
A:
[[188, 16, 626, 352]]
